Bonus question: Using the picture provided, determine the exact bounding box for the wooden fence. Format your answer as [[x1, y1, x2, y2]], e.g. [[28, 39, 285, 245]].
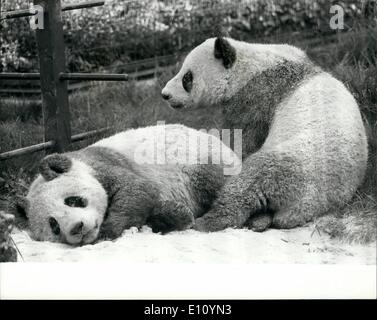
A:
[[0, 0, 130, 160], [0, 54, 178, 97]]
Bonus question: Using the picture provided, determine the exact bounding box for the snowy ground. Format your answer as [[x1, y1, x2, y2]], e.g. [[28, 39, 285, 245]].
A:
[[10, 225, 376, 264]]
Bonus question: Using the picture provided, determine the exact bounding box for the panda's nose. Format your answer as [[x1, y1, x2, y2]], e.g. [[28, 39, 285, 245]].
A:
[[70, 221, 84, 236], [161, 92, 171, 100]]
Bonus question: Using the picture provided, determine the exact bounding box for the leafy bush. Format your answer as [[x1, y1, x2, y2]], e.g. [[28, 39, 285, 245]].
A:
[[1, 0, 374, 72]]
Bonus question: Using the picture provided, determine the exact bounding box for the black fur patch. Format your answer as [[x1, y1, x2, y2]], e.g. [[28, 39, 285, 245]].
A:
[[64, 196, 88, 208], [218, 60, 322, 157], [39, 154, 72, 181], [182, 70, 193, 92], [214, 37, 236, 69]]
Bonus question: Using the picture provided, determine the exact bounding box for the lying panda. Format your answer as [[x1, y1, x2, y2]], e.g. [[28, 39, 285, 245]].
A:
[[162, 37, 368, 232], [14, 124, 241, 245]]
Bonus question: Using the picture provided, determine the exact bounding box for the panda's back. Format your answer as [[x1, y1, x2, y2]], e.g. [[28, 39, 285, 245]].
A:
[[92, 124, 240, 168]]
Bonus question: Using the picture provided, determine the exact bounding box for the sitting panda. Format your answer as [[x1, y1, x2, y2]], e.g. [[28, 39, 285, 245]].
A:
[[14, 124, 241, 245], [161, 37, 368, 232]]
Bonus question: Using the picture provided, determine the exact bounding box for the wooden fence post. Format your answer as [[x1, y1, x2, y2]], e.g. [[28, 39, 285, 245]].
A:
[[34, 0, 71, 154]]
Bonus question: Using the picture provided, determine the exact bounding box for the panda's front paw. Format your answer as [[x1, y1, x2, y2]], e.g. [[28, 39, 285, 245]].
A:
[[148, 200, 194, 234], [98, 221, 121, 240]]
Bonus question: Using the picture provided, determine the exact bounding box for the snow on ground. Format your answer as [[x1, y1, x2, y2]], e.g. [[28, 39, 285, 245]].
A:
[[10, 225, 376, 264]]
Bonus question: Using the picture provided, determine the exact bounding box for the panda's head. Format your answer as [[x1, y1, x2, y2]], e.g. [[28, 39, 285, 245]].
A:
[[161, 37, 309, 110], [15, 154, 108, 245], [161, 37, 237, 110]]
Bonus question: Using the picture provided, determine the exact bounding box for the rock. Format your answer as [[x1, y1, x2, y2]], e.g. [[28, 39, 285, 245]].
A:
[[0, 211, 17, 262]]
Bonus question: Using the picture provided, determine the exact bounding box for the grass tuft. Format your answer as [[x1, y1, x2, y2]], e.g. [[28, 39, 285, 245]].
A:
[[315, 193, 377, 244]]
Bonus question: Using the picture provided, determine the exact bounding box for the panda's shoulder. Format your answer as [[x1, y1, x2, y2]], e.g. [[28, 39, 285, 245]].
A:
[[75, 146, 134, 172], [261, 43, 309, 63]]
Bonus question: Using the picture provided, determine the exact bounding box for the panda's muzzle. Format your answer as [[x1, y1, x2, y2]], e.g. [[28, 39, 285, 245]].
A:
[[161, 92, 184, 109], [161, 92, 171, 101], [170, 103, 184, 110], [66, 220, 100, 245], [70, 221, 84, 236]]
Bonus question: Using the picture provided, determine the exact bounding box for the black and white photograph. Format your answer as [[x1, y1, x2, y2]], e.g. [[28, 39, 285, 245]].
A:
[[0, 0, 376, 300]]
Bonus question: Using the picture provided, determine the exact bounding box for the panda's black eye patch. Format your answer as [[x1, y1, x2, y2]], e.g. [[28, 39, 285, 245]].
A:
[[49, 217, 60, 236], [182, 71, 193, 93], [64, 196, 88, 208]]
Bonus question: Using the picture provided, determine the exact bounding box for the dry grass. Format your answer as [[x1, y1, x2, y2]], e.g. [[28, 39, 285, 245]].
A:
[[316, 193, 377, 244]]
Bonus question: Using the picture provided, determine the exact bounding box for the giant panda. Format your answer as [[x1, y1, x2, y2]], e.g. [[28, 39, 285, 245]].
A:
[[14, 124, 241, 245], [161, 37, 368, 232]]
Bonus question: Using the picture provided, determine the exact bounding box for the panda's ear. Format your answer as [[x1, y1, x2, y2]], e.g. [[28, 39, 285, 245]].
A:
[[11, 196, 30, 228], [214, 37, 236, 69], [39, 154, 72, 181]]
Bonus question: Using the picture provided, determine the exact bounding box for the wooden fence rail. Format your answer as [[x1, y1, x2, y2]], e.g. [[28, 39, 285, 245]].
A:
[[1, 0, 105, 19], [0, 53, 178, 97], [0, 73, 129, 81], [0, 0, 128, 160], [0, 128, 109, 161]]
